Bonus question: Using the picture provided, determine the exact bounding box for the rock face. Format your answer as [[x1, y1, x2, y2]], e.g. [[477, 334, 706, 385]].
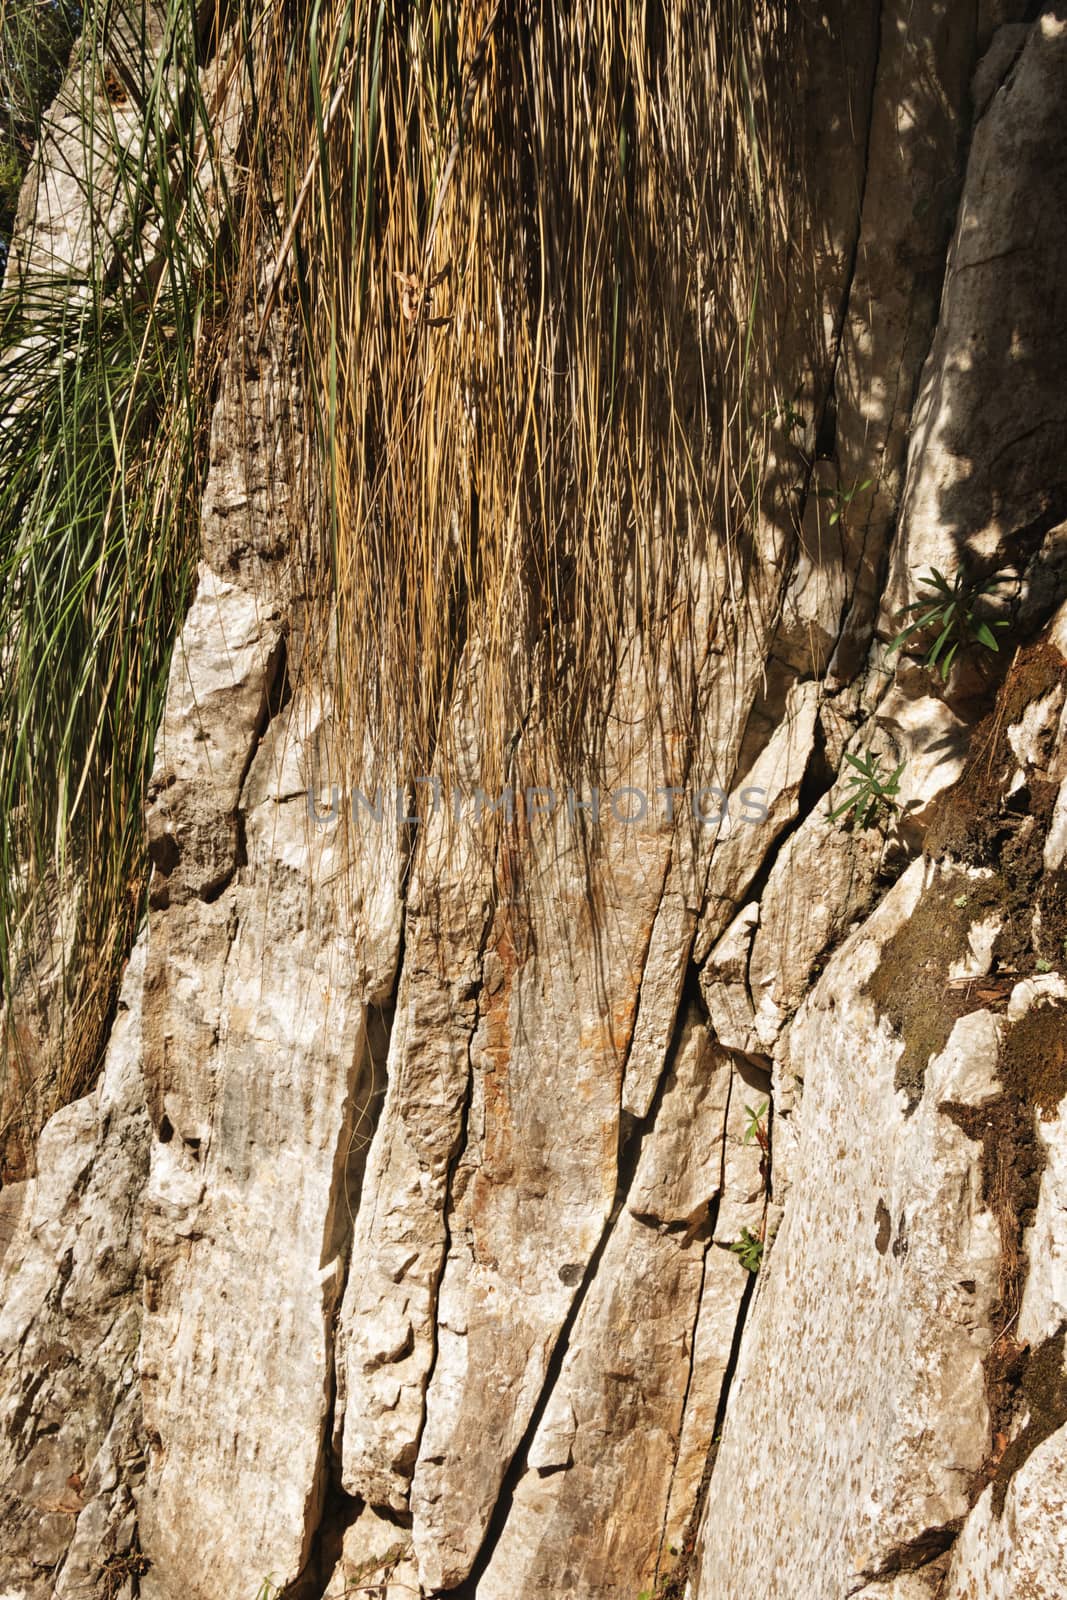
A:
[[3, 5, 1067, 1600], [0, 941, 149, 1600]]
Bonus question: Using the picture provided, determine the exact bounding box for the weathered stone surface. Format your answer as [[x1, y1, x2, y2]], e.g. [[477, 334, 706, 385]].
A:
[[693, 864, 1005, 1598], [138, 702, 391, 1600], [407, 781, 672, 1587], [137, 270, 403, 1596], [884, 9, 1067, 628], [828, 0, 977, 682], [660, 1245, 749, 1562], [875, 681, 969, 828], [1019, 1031, 1067, 1350], [0, 940, 149, 1599], [852, 1575, 950, 1600], [931, 979, 1067, 1600], [940, 1421, 1067, 1600], [336, 710, 495, 1514], [700, 904, 761, 1056], [972, 22, 1030, 118], [146, 562, 284, 905], [695, 681, 820, 962], [773, 462, 847, 678], [6, 14, 164, 295], [324, 1503, 419, 1599], [138, 369, 404, 1597], [473, 1008, 732, 1599], [8, 3, 1067, 1597], [746, 806, 884, 1045]]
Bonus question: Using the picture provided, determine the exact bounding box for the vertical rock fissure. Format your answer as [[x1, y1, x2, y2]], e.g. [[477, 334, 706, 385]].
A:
[[195, 626, 291, 905], [826, 0, 882, 408], [679, 1249, 760, 1581], [653, 1108, 731, 1590], [451, 966, 709, 1596], [655, 1232, 714, 1582], [413, 889, 500, 1470], [292, 909, 409, 1599]]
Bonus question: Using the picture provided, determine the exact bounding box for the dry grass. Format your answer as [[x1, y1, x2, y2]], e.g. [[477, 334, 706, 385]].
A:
[[269, 0, 798, 793]]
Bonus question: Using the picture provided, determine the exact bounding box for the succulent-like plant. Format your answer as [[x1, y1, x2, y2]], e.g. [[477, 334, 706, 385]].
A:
[[728, 1227, 765, 1274]]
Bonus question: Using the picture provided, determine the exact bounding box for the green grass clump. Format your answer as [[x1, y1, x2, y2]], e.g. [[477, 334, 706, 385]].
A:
[[0, 0, 239, 1151]]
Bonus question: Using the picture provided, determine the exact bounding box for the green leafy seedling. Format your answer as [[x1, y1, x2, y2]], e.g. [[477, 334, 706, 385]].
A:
[[728, 1227, 764, 1274], [888, 567, 1011, 680], [743, 1100, 769, 1149], [817, 476, 873, 525], [828, 751, 904, 830]]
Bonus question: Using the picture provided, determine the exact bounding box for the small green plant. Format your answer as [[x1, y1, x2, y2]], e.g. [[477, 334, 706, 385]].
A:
[[953, 893, 969, 909], [817, 476, 873, 525], [1036, 959, 1053, 974], [743, 1100, 769, 1149], [888, 567, 1011, 680], [636, 1560, 682, 1600], [828, 751, 904, 830], [728, 1227, 764, 1274]]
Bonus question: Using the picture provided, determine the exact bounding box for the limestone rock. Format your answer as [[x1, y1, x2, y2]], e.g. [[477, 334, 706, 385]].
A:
[[0, 940, 149, 1599], [747, 810, 884, 1044], [828, 0, 977, 682], [473, 1011, 733, 1599], [939, 1422, 1067, 1599], [700, 905, 761, 1057], [692, 865, 1005, 1598], [6, 3, 1067, 1598], [324, 1504, 419, 1600], [884, 9, 1067, 628]]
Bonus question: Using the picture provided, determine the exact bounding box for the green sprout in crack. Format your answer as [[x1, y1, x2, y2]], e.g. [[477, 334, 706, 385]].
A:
[[816, 476, 873, 526], [742, 1100, 769, 1150], [728, 1227, 764, 1274], [888, 566, 1011, 680], [828, 751, 904, 830]]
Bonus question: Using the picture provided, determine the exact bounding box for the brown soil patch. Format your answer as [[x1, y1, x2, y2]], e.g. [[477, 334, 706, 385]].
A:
[[870, 631, 1067, 1515], [926, 637, 1067, 972], [865, 868, 1005, 1108], [940, 994, 1067, 1509], [990, 1327, 1067, 1518]]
